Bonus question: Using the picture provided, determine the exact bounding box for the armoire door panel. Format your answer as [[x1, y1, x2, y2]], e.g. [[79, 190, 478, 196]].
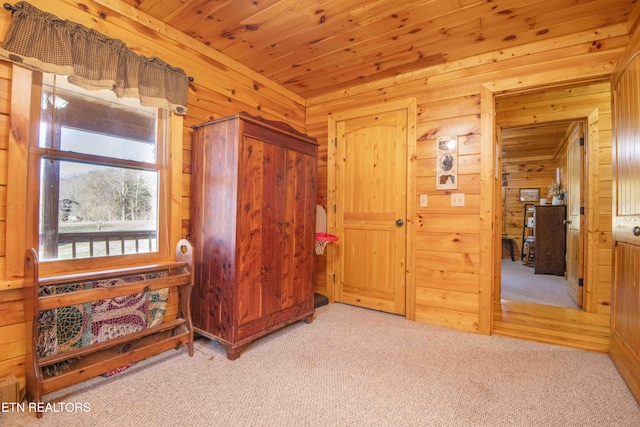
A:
[[260, 141, 286, 319], [283, 150, 316, 311]]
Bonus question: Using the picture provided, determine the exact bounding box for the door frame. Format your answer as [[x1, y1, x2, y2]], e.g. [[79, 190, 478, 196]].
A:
[[326, 98, 417, 319], [486, 81, 604, 321]]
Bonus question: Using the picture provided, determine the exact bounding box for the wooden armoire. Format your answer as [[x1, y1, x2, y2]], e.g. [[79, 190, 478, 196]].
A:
[[190, 112, 318, 360]]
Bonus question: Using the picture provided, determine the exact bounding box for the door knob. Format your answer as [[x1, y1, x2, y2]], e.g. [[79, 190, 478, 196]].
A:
[[633, 226, 640, 237], [396, 219, 404, 227], [563, 220, 572, 224]]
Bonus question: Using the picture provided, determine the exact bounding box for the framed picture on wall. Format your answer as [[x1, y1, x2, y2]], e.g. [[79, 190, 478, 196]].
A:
[[436, 136, 458, 190], [519, 188, 540, 202]]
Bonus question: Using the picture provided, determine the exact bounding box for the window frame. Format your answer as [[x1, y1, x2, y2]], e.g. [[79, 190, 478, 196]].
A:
[[14, 69, 182, 277]]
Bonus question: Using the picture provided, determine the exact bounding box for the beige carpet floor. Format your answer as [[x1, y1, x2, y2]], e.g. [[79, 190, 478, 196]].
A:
[[2, 303, 639, 426], [501, 259, 579, 309]]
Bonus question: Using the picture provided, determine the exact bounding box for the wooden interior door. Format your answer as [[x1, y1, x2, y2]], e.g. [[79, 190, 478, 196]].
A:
[[335, 110, 407, 314], [610, 56, 640, 403], [566, 122, 584, 307]]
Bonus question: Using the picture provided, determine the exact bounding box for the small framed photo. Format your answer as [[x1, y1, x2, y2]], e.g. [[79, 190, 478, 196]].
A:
[[519, 188, 540, 202], [436, 136, 458, 190]]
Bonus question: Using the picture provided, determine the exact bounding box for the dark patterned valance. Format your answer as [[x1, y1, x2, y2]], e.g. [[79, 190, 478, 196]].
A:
[[0, 2, 188, 114]]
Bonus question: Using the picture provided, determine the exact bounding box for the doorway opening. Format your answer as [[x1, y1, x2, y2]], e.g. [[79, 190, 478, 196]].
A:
[[499, 119, 585, 310]]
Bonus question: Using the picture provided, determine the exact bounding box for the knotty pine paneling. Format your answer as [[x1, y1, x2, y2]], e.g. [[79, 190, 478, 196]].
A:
[[0, 323, 25, 363], [0, 356, 24, 391], [0, 114, 9, 149], [416, 268, 479, 294], [307, 22, 619, 341], [0, 186, 5, 221], [120, 0, 635, 98]]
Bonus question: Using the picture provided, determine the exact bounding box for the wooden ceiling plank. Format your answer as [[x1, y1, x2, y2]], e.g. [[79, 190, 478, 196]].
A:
[[303, 0, 630, 94], [496, 97, 611, 128], [123, 0, 636, 98], [473, 0, 617, 30], [249, 10, 483, 76], [445, 2, 633, 62], [273, 29, 624, 97], [169, 0, 279, 36], [502, 133, 566, 147], [118, 0, 139, 7], [164, 0, 237, 30], [261, 18, 490, 85], [398, 31, 621, 96], [213, 0, 500, 74], [137, 0, 187, 20], [245, 0, 493, 73], [502, 124, 573, 140], [221, 0, 381, 60], [304, 17, 624, 103], [259, 0, 624, 87], [345, 0, 459, 27], [228, 0, 459, 62], [502, 133, 569, 154], [238, 0, 567, 70], [303, 38, 620, 100], [188, 0, 346, 55]]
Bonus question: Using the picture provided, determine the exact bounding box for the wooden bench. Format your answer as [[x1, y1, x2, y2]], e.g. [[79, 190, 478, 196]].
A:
[[23, 240, 194, 418]]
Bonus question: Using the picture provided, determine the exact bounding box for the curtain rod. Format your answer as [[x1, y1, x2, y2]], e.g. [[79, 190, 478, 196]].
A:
[[2, 3, 195, 82]]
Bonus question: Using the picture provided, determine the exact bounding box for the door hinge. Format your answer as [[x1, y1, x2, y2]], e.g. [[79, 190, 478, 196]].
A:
[[580, 206, 584, 215], [580, 137, 585, 146], [334, 204, 336, 213], [333, 274, 336, 283], [578, 278, 584, 287], [334, 137, 337, 147]]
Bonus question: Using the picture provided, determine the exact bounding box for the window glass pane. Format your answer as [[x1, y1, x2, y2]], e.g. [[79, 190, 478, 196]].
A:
[[51, 127, 157, 163], [39, 159, 159, 261], [39, 74, 157, 164], [35, 72, 164, 263]]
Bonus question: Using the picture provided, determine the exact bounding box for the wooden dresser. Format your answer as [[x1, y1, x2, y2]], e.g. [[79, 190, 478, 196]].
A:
[[533, 205, 566, 276], [190, 112, 318, 359]]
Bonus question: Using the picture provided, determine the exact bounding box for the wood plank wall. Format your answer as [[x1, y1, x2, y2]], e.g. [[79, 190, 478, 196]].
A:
[[307, 20, 625, 334], [0, 0, 306, 384]]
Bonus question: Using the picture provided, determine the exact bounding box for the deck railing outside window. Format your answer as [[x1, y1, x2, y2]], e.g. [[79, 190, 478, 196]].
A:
[[46, 230, 157, 259]]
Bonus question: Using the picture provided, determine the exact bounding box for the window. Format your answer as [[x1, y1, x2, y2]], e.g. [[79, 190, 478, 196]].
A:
[[32, 73, 168, 263]]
